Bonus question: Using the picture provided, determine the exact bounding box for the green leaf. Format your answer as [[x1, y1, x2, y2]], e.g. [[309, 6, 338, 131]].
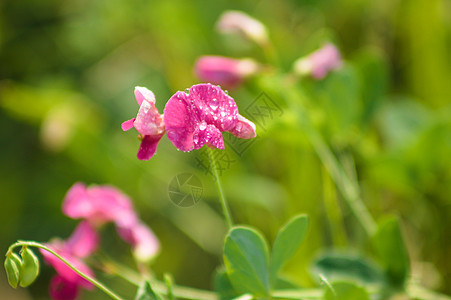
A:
[[224, 226, 270, 297], [270, 215, 308, 284], [135, 280, 163, 300], [19, 247, 40, 287], [274, 276, 301, 290], [323, 281, 370, 300], [214, 268, 240, 300], [312, 252, 384, 285], [372, 216, 410, 287]]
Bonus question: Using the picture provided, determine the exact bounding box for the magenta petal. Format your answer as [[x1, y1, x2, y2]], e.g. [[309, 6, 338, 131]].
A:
[[137, 133, 164, 160], [164, 91, 197, 152], [193, 122, 224, 150], [49, 275, 79, 300], [64, 221, 99, 258], [188, 83, 238, 131], [121, 118, 136, 131], [133, 100, 164, 136], [134, 86, 156, 106], [229, 114, 256, 139]]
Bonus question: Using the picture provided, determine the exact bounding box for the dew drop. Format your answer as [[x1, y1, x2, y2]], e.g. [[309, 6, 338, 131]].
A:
[[209, 98, 219, 110], [199, 121, 207, 130], [185, 88, 189, 94]]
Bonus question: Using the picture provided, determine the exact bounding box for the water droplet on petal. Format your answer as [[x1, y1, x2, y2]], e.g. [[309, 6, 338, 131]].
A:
[[225, 90, 228, 95], [209, 98, 219, 110], [199, 121, 207, 130], [185, 88, 189, 94]]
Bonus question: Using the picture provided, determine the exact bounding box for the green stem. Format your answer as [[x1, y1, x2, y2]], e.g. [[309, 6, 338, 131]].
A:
[[7, 241, 124, 300], [283, 86, 377, 236], [100, 250, 218, 300], [206, 147, 233, 229], [321, 167, 348, 246]]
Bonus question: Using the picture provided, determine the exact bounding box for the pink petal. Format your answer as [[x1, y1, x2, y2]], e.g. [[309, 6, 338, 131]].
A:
[[121, 118, 136, 131], [117, 222, 160, 262], [86, 185, 138, 227], [40, 244, 94, 288], [188, 83, 238, 131], [164, 91, 198, 152], [49, 275, 79, 300], [64, 221, 99, 258], [62, 183, 94, 220], [133, 100, 165, 136], [63, 183, 138, 226], [216, 11, 268, 44], [228, 114, 256, 139], [193, 121, 224, 150], [137, 133, 165, 160], [309, 44, 342, 79], [195, 56, 244, 89], [134, 86, 156, 106]]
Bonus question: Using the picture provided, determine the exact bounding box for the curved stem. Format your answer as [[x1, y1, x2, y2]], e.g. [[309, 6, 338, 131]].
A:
[[206, 147, 233, 229], [7, 241, 124, 300]]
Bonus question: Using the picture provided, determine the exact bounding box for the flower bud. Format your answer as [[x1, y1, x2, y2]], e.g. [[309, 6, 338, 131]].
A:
[[293, 43, 342, 79], [4, 253, 22, 288], [19, 247, 40, 287], [216, 11, 268, 45], [194, 56, 259, 89]]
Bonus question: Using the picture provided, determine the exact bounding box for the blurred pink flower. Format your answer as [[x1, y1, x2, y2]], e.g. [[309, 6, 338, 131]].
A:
[[40, 221, 98, 300], [63, 182, 160, 262], [294, 43, 342, 79], [216, 10, 268, 45], [117, 222, 160, 262], [122, 87, 165, 160], [163, 83, 256, 152], [63, 182, 138, 227], [194, 56, 259, 89]]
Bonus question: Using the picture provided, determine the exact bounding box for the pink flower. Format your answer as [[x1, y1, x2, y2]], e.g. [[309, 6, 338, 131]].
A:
[[194, 56, 259, 89], [122, 87, 165, 160], [293, 43, 342, 79], [216, 11, 268, 45], [40, 221, 98, 300], [163, 83, 256, 152], [63, 182, 160, 262], [63, 182, 138, 228]]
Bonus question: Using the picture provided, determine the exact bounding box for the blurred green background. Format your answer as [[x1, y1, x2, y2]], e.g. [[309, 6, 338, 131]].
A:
[[1, 0, 450, 299]]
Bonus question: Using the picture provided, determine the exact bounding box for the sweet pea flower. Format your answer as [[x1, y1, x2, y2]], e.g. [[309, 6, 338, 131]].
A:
[[40, 221, 98, 300], [122, 86, 165, 160], [63, 182, 138, 227], [194, 56, 259, 89], [62, 182, 160, 262], [216, 10, 268, 45], [293, 43, 342, 79], [164, 83, 256, 152]]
